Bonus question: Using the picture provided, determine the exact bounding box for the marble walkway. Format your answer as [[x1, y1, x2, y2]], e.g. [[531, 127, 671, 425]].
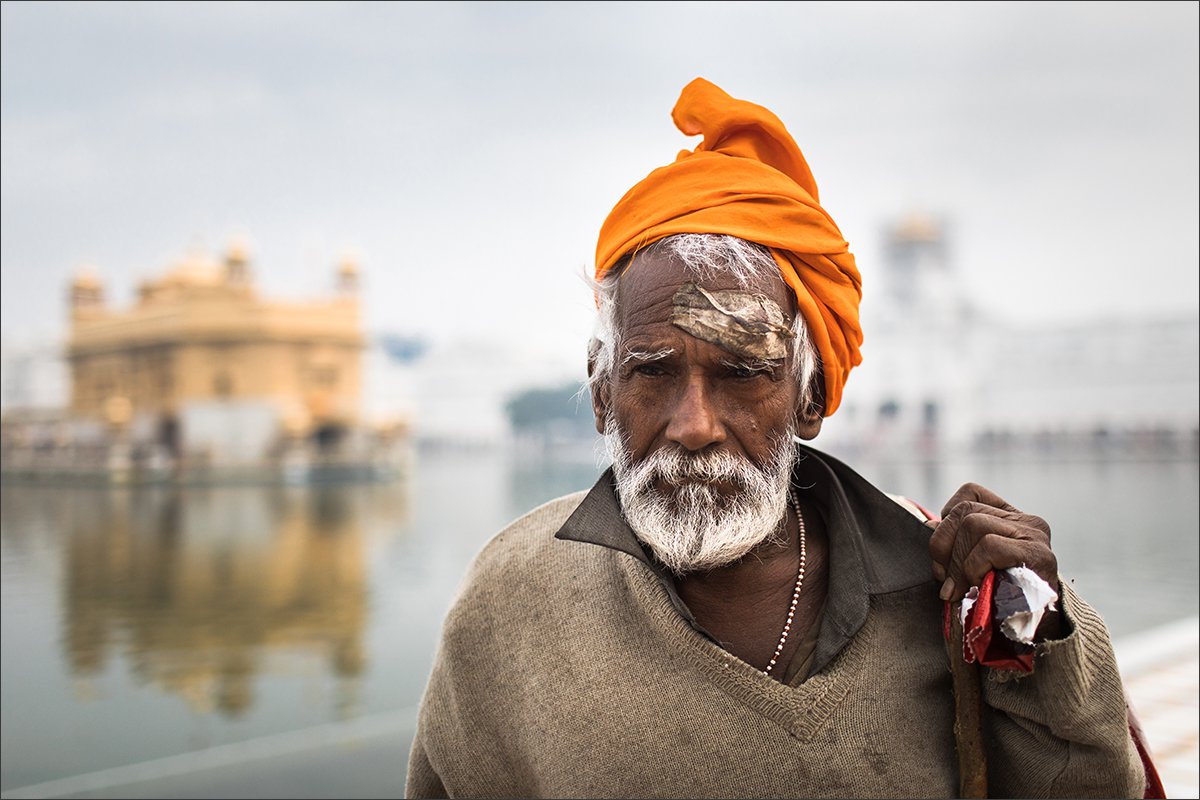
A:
[[1117, 615, 1200, 799]]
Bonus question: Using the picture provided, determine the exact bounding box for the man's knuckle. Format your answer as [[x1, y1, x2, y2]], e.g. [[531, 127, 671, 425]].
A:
[[959, 510, 990, 535]]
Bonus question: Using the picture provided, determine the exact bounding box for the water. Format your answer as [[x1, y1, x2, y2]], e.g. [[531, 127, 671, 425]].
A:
[[2, 447, 1197, 795]]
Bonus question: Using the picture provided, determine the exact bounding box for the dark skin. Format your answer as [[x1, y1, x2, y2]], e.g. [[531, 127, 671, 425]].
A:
[[591, 248, 1063, 677], [929, 483, 1062, 639]]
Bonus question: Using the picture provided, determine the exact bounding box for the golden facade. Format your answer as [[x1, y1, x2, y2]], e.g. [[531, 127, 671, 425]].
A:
[[66, 243, 365, 448]]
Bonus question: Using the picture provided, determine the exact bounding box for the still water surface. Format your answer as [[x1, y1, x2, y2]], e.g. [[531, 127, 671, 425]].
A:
[[2, 447, 1197, 793]]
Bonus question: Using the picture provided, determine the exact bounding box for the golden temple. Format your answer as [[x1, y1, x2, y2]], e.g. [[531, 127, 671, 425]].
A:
[[3, 241, 405, 483]]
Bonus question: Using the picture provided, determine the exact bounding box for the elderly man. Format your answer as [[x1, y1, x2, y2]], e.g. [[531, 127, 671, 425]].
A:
[[407, 79, 1146, 798]]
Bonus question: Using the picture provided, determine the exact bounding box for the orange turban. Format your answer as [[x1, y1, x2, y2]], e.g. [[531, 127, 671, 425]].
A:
[[595, 78, 863, 416]]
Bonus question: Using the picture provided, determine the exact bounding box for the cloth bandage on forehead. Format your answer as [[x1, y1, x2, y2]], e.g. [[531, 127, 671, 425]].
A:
[[669, 283, 793, 361]]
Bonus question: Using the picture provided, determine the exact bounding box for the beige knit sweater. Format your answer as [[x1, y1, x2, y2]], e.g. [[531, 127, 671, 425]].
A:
[[407, 492, 1143, 799]]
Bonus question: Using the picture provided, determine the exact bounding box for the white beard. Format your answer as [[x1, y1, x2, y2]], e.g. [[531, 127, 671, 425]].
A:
[[606, 415, 797, 575]]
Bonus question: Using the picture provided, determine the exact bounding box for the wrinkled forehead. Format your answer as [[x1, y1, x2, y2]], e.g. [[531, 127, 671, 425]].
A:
[[615, 245, 794, 314]]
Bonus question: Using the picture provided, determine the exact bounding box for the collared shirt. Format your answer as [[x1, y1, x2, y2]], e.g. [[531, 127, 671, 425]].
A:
[[554, 444, 935, 680]]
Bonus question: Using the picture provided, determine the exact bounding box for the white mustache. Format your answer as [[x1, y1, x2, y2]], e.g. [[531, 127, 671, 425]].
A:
[[632, 448, 753, 488]]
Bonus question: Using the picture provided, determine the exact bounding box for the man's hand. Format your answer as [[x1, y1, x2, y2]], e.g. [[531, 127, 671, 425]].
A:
[[927, 484, 1060, 639]]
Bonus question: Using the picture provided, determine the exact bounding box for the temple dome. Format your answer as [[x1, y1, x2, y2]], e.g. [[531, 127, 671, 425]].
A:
[[71, 265, 103, 289], [162, 250, 223, 287], [893, 213, 941, 242]]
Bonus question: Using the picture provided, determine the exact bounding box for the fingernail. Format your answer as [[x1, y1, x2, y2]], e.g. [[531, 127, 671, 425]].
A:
[[939, 578, 955, 602]]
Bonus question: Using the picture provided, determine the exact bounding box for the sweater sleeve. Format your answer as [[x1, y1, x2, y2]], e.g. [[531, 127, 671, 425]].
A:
[[982, 581, 1144, 799], [406, 725, 448, 799]]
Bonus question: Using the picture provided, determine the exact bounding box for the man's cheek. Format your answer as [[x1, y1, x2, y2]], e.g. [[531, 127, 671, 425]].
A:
[[613, 391, 665, 430]]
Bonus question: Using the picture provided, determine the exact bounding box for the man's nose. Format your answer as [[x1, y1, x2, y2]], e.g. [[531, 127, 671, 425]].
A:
[[665, 375, 727, 451]]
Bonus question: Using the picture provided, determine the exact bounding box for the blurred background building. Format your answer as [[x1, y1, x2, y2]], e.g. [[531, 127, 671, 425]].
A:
[[363, 335, 583, 452], [820, 215, 1199, 460], [1, 242, 409, 483]]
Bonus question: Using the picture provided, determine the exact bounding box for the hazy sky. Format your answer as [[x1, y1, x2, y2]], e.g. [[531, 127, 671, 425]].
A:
[[2, 1, 1197, 373]]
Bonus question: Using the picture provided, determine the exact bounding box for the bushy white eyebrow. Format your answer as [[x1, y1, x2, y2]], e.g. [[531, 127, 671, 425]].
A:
[[621, 347, 675, 367]]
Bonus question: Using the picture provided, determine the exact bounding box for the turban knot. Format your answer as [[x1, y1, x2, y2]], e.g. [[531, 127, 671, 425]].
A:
[[595, 78, 863, 416]]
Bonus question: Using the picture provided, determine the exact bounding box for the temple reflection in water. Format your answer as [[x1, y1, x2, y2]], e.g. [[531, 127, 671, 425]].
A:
[[58, 483, 405, 718]]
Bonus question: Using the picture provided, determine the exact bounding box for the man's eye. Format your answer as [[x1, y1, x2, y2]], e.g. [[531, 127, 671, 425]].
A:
[[633, 363, 666, 377], [729, 366, 769, 380]]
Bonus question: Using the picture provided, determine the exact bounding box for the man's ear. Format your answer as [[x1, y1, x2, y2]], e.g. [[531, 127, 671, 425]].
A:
[[794, 369, 825, 441], [587, 339, 610, 435]]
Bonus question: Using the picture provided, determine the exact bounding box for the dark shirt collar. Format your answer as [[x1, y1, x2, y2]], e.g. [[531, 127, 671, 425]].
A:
[[554, 445, 934, 676]]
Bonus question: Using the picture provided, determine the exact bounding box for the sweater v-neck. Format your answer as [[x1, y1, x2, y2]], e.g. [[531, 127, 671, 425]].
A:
[[554, 445, 934, 681], [618, 548, 877, 742]]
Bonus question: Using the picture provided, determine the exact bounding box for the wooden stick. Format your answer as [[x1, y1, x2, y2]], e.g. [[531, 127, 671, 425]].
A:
[[948, 602, 988, 798]]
